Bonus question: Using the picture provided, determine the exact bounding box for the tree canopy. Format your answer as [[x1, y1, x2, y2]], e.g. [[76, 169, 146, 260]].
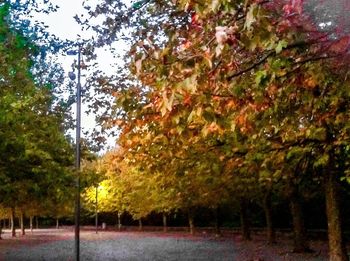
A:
[[1, 1, 350, 260], [80, 0, 350, 259], [0, 1, 75, 235]]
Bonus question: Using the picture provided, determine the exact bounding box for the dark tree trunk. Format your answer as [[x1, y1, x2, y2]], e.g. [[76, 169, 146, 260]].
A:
[[290, 192, 309, 252], [10, 206, 15, 237], [35, 216, 39, 229], [214, 206, 221, 237], [117, 211, 122, 231], [239, 198, 251, 241], [56, 218, 59, 229], [162, 213, 167, 233], [188, 211, 195, 235], [138, 218, 143, 231], [263, 192, 276, 244], [325, 171, 348, 261], [20, 211, 25, 236], [30, 216, 33, 232]]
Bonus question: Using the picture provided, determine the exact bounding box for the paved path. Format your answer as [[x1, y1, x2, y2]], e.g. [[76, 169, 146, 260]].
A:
[[1, 229, 236, 261], [0, 229, 332, 261]]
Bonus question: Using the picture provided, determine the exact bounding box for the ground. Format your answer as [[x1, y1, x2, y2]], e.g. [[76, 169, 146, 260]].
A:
[[0, 228, 332, 260]]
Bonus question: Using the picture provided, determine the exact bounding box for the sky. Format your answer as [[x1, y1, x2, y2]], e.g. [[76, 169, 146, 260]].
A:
[[34, 0, 91, 40], [32, 0, 119, 151]]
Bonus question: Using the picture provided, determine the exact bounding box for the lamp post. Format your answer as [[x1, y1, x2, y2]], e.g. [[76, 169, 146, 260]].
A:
[[68, 44, 82, 261], [95, 184, 98, 234]]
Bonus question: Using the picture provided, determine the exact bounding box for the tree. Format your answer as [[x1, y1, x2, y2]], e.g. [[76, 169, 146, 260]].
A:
[[0, 1, 74, 237], [87, 1, 350, 259]]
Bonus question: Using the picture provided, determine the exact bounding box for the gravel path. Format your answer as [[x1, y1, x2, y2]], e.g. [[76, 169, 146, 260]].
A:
[[1, 230, 236, 261], [0, 229, 333, 261]]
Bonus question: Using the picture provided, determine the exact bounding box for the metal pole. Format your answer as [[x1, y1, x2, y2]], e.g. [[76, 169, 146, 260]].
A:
[[95, 186, 98, 234], [74, 45, 82, 261]]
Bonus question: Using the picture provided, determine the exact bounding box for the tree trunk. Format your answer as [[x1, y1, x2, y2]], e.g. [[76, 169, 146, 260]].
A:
[[263, 192, 276, 244], [8, 218, 11, 229], [20, 211, 25, 236], [117, 211, 122, 231], [325, 172, 348, 261], [214, 206, 221, 237], [290, 192, 309, 252], [10, 206, 15, 237], [56, 218, 59, 229], [0, 220, 2, 240], [162, 213, 168, 233], [188, 211, 195, 235], [138, 218, 143, 231], [239, 198, 251, 241], [35, 216, 39, 229], [30, 216, 33, 233]]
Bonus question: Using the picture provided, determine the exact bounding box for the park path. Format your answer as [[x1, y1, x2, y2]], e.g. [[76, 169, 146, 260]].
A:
[[1, 229, 235, 261], [0, 228, 329, 261]]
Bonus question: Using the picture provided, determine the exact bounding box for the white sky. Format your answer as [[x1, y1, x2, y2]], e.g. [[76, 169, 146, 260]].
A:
[[34, 0, 91, 40], [32, 0, 120, 151]]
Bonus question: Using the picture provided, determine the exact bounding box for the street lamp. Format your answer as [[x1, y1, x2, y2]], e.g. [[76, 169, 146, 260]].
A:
[[68, 45, 82, 261], [95, 184, 98, 234]]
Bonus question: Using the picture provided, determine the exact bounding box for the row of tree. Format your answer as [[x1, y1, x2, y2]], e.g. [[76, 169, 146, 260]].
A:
[[79, 1, 350, 261], [0, 1, 349, 261], [0, 1, 76, 238]]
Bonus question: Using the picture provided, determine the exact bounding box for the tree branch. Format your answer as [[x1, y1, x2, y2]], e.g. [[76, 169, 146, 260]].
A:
[[227, 51, 274, 81]]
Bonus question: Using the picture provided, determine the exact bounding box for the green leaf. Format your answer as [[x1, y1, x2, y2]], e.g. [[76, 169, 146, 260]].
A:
[[314, 154, 329, 168], [275, 40, 288, 54], [255, 70, 267, 85], [132, 1, 145, 9], [181, 74, 197, 93], [244, 3, 257, 31], [212, 163, 220, 175]]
